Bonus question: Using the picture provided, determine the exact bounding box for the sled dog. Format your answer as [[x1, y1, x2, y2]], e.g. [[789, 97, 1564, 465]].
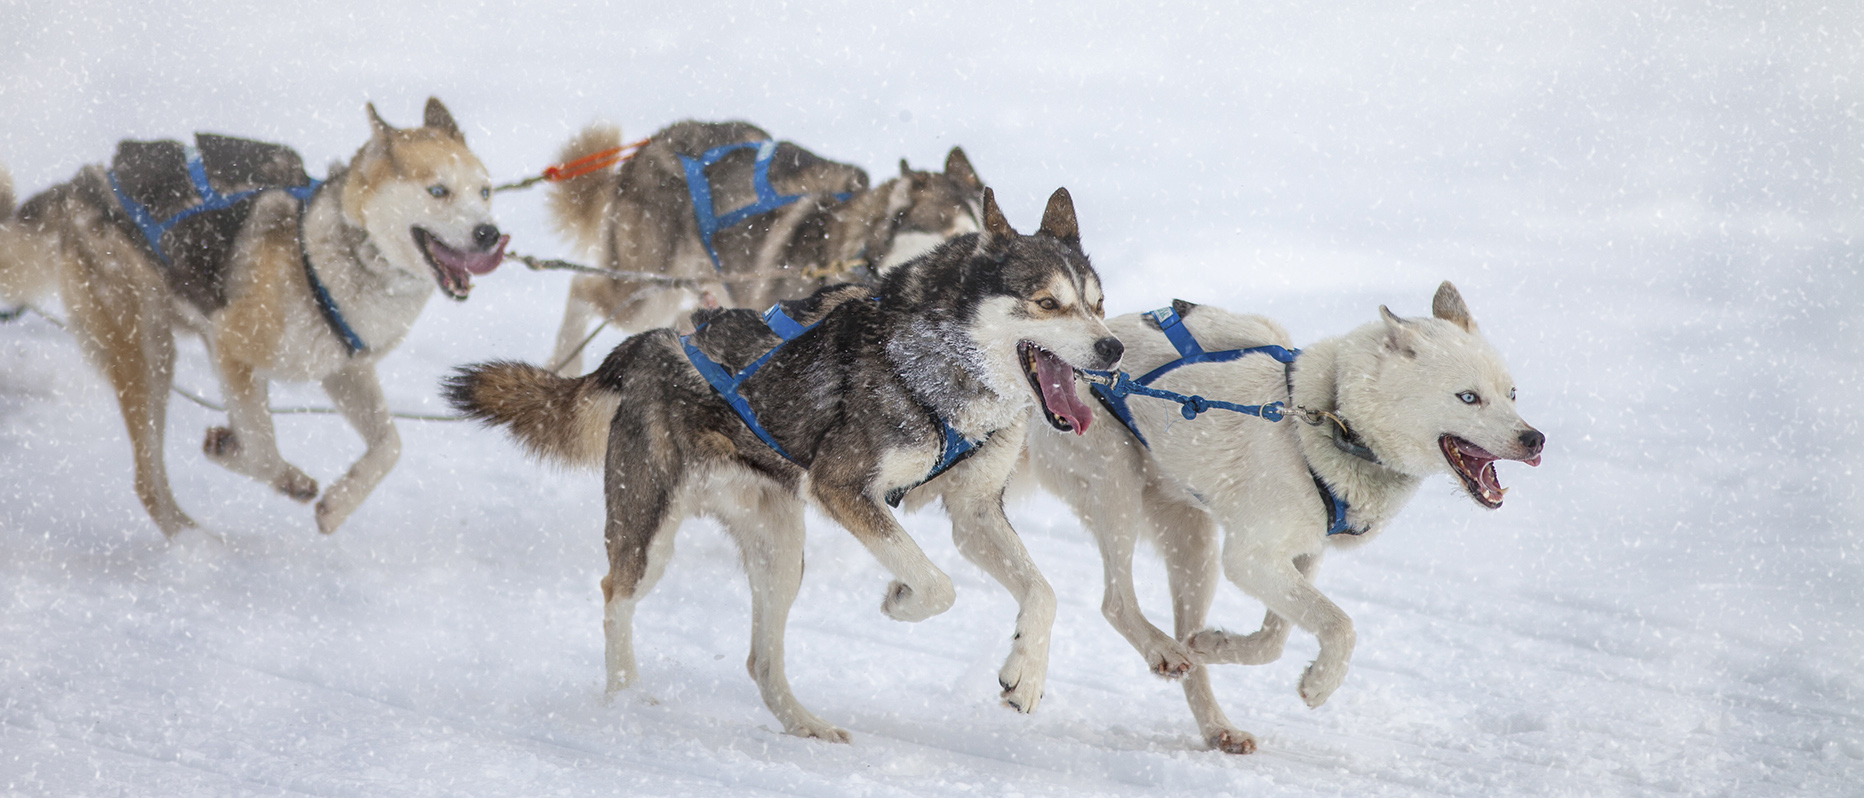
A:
[[544, 120, 985, 375], [447, 188, 1120, 742], [0, 98, 507, 536], [1023, 282, 1544, 754]]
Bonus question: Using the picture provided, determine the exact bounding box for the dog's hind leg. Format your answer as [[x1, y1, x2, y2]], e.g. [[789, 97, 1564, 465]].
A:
[[1147, 492, 1258, 754], [598, 415, 684, 694], [601, 511, 676, 694], [58, 232, 195, 535], [713, 481, 850, 742], [312, 361, 399, 534], [201, 357, 318, 503], [548, 275, 605, 377]]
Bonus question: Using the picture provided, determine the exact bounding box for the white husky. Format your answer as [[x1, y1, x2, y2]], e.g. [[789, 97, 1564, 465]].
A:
[[1025, 281, 1544, 754]]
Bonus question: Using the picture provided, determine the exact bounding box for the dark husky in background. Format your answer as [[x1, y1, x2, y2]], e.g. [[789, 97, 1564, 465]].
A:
[[447, 188, 1120, 742], [0, 98, 506, 536], [544, 120, 985, 375]]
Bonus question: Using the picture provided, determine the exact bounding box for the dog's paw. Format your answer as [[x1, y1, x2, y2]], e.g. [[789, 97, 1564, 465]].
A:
[[604, 670, 637, 695], [997, 650, 1047, 714], [1144, 635, 1196, 679], [1208, 728, 1258, 755], [880, 579, 953, 622], [1298, 658, 1348, 708], [1187, 627, 1285, 666], [277, 468, 318, 503], [202, 426, 239, 460], [787, 718, 852, 744]]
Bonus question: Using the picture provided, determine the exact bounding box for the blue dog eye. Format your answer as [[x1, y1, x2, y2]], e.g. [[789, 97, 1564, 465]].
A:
[[1458, 391, 1480, 405], [428, 185, 449, 199]]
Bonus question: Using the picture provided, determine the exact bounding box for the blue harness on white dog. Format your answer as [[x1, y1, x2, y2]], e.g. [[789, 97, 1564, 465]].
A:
[[107, 149, 365, 355], [681, 302, 980, 507], [1084, 306, 1363, 536], [679, 140, 855, 271]]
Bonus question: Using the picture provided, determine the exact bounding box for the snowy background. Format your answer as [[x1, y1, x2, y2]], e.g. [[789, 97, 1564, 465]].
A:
[[2, 1, 1860, 795]]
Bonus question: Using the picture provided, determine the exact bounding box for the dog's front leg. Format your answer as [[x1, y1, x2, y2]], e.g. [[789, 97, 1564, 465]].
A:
[[313, 362, 400, 534], [940, 434, 1056, 714], [1222, 549, 1353, 708], [203, 358, 318, 502], [948, 488, 1056, 714], [811, 481, 956, 624]]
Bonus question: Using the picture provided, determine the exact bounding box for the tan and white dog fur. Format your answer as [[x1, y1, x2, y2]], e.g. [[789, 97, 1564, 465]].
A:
[[1024, 282, 1544, 754], [0, 98, 506, 536]]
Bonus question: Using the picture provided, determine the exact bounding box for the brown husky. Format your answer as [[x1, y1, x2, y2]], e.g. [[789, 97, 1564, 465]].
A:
[[544, 120, 985, 375], [0, 98, 506, 536]]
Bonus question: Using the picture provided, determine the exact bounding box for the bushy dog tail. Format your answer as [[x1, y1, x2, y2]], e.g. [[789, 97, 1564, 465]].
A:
[[547, 124, 624, 258], [443, 360, 619, 469], [0, 166, 61, 307]]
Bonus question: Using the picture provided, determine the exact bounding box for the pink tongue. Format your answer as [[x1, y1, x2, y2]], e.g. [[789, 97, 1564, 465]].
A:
[[1033, 348, 1093, 434], [431, 235, 508, 276]]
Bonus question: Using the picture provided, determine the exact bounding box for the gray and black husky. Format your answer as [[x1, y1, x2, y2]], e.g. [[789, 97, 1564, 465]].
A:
[[446, 188, 1119, 742]]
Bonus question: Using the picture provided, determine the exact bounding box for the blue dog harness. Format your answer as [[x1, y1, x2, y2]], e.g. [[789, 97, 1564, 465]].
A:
[[107, 148, 365, 355], [1086, 306, 1363, 536], [681, 302, 979, 506], [679, 140, 854, 271]]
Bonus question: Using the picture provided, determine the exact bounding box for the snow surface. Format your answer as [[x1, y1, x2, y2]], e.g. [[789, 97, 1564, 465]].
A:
[[2, 1, 1860, 795]]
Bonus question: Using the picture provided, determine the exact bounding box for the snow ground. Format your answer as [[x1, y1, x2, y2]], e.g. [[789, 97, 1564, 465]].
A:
[[2, 1, 1860, 795]]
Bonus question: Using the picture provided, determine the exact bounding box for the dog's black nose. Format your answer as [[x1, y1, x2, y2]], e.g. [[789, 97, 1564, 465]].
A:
[[472, 223, 502, 251], [1519, 428, 1545, 452], [1093, 337, 1124, 368]]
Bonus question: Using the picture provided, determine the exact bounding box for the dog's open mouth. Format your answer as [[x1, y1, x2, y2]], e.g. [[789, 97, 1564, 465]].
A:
[[1019, 341, 1092, 434], [412, 227, 506, 301], [1440, 434, 1540, 509]]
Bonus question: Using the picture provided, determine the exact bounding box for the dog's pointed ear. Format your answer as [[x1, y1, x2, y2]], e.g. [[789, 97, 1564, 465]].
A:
[[423, 97, 465, 142], [975, 187, 1018, 256], [885, 174, 914, 216], [365, 101, 394, 141], [899, 158, 914, 179], [945, 147, 983, 192], [1379, 305, 1419, 357], [1038, 187, 1080, 245], [1431, 280, 1477, 333]]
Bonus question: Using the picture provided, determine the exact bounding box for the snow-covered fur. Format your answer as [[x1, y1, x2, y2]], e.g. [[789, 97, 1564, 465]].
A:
[[1024, 282, 1544, 754], [0, 98, 506, 537]]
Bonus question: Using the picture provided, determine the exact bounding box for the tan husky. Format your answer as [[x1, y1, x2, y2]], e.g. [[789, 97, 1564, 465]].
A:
[[0, 98, 506, 537], [544, 121, 985, 375]]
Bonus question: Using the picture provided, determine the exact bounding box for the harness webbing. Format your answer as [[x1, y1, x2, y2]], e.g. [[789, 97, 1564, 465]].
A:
[[682, 302, 980, 505], [1089, 305, 1363, 536], [1087, 306, 1298, 448], [107, 147, 319, 267], [108, 149, 363, 355], [295, 186, 367, 356], [679, 140, 853, 271]]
